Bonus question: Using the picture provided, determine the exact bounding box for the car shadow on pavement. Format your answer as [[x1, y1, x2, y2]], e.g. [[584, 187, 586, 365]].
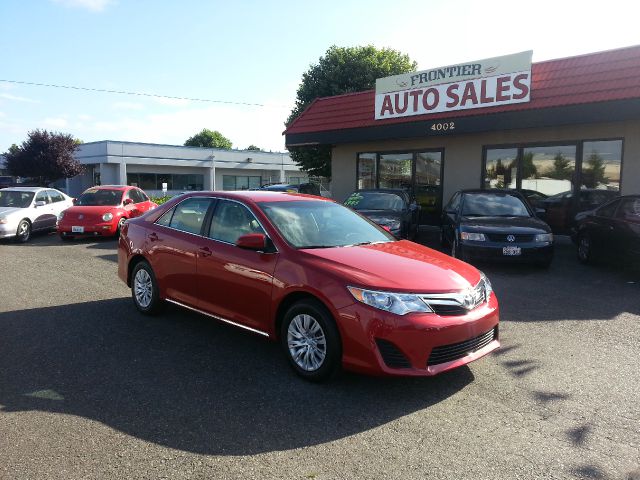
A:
[[0, 298, 473, 455]]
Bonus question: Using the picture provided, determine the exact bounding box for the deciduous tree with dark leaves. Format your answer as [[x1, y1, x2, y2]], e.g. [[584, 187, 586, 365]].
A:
[[3, 129, 84, 186], [184, 129, 233, 149], [286, 45, 417, 178]]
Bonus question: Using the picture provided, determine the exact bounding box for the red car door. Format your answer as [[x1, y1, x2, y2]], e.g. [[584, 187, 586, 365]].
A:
[[195, 199, 278, 333], [147, 197, 215, 308]]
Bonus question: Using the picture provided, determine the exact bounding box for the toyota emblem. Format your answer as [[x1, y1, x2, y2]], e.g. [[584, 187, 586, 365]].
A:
[[507, 235, 515, 242]]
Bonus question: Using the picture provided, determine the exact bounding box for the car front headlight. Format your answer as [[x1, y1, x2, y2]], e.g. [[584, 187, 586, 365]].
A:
[[58, 211, 65, 221], [0, 216, 8, 224], [347, 286, 432, 315], [534, 233, 553, 243], [460, 232, 486, 241], [102, 212, 114, 222], [479, 271, 493, 299]]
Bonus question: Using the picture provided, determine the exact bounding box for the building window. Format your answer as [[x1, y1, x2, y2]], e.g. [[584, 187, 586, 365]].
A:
[[288, 176, 305, 185], [379, 153, 413, 189], [126, 173, 204, 191], [483, 139, 622, 196], [222, 175, 261, 190], [581, 140, 622, 190], [357, 153, 376, 189]]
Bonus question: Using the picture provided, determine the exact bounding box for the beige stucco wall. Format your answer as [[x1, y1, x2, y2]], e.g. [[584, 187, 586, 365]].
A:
[[331, 119, 640, 203]]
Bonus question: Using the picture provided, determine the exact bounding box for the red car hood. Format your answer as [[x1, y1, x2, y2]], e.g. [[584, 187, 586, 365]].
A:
[[61, 205, 121, 222], [300, 240, 481, 293]]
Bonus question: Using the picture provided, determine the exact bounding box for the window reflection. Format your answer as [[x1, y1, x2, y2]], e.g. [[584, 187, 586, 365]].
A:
[[522, 145, 576, 196], [357, 153, 376, 189], [581, 140, 621, 191], [485, 148, 517, 189], [379, 153, 412, 189]]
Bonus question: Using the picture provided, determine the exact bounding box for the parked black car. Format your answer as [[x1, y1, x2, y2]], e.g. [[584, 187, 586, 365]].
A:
[[259, 183, 321, 196], [572, 195, 640, 265], [518, 189, 548, 209], [542, 189, 619, 233], [344, 189, 419, 239], [441, 190, 554, 267]]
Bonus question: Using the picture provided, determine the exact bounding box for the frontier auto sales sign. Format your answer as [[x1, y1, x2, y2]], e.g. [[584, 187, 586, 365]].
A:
[[374, 51, 533, 120]]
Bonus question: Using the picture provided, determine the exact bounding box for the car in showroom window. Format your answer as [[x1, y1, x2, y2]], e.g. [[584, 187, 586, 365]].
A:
[[343, 189, 419, 240], [441, 189, 554, 268], [118, 191, 499, 382]]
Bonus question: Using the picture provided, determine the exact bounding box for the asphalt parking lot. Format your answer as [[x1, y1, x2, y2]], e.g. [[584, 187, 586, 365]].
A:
[[1, 232, 639, 480]]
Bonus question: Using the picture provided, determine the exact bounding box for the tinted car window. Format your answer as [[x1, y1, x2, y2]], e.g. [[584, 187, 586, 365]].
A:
[[209, 200, 264, 244], [48, 190, 65, 203], [462, 193, 530, 217], [35, 191, 50, 204], [0, 191, 34, 208], [616, 198, 640, 224], [76, 189, 123, 206], [130, 188, 148, 203], [169, 198, 213, 235], [446, 192, 461, 212], [345, 192, 405, 211], [260, 200, 393, 248], [596, 199, 620, 218], [156, 207, 174, 227]]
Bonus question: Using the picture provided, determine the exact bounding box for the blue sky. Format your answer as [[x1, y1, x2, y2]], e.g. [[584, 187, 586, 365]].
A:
[[1, 0, 638, 153]]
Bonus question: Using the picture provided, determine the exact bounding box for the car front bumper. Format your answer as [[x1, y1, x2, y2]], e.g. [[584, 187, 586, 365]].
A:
[[459, 241, 554, 263], [58, 220, 119, 237], [335, 294, 500, 376], [0, 223, 18, 239]]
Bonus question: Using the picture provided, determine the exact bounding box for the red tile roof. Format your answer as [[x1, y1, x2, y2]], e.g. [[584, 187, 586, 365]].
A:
[[285, 45, 640, 136]]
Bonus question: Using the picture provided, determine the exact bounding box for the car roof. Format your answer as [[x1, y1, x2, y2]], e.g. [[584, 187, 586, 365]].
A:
[[1, 186, 48, 192], [180, 190, 330, 203], [459, 189, 525, 196], [83, 185, 130, 191]]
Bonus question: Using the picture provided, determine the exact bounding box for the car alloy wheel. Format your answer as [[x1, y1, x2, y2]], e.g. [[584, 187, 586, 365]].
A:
[[281, 299, 341, 382], [131, 261, 161, 314], [287, 314, 327, 372], [16, 220, 31, 243], [577, 233, 592, 264]]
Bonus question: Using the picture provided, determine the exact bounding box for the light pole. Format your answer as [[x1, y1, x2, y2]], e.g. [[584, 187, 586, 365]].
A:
[[210, 152, 216, 191]]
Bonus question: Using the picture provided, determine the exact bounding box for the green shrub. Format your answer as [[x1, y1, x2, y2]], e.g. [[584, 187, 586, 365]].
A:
[[150, 195, 172, 205]]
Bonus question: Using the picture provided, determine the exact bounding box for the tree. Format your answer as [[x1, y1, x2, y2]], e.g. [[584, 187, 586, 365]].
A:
[[3, 129, 83, 185], [184, 129, 232, 149], [521, 152, 538, 179], [246, 145, 262, 151], [547, 152, 573, 180], [287, 45, 417, 177], [582, 151, 608, 188]]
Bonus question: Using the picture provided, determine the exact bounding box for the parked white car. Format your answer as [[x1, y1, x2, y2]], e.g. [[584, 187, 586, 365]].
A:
[[0, 187, 74, 242]]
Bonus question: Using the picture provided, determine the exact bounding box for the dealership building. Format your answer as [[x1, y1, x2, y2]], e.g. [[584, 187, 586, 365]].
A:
[[284, 45, 640, 225], [62, 141, 306, 197]]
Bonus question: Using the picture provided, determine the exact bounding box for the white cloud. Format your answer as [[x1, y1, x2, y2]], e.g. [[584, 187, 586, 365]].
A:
[[112, 101, 145, 111], [152, 97, 192, 107], [43, 117, 70, 129], [0, 93, 37, 103], [77, 114, 92, 121], [51, 0, 114, 12]]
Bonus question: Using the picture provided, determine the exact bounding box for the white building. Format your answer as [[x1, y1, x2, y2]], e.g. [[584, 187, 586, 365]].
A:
[[64, 141, 306, 197]]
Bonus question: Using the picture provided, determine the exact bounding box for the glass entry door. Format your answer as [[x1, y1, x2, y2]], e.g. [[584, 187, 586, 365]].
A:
[[415, 151, 443, 225]]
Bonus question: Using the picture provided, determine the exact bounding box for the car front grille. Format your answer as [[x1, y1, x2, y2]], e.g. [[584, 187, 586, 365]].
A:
[[427, 327, 497, 366], [375, 338, 411, 369], [485, 233, 534, 243], [419, 277, 488, 316]]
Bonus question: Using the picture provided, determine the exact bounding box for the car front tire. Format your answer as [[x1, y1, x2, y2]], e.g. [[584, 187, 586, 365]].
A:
[[577, 232, 593, 264], [15, 219, 31, 243], [131, 260, 162, 315], [280, 299, 341, 382]]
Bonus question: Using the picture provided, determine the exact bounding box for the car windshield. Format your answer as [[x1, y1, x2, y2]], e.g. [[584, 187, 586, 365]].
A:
[[344, 192, 405, 211], [462, 193, 531, 217], [259, 200, 394, 249], [75, 189, 123, 206], [0, 191, 34, 208]]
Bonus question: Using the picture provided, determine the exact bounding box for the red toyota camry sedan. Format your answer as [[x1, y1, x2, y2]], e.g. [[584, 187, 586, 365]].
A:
[[58, 185, 157, 240], [118, 191, 499, 381]]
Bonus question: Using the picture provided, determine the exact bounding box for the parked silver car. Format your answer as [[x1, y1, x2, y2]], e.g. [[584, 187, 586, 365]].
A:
[[0, 187, 74, 242]]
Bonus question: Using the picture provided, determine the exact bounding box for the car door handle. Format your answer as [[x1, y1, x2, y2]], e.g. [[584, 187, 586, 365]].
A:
[[148, 232, 159, 241], [199, 246, 212, 257]]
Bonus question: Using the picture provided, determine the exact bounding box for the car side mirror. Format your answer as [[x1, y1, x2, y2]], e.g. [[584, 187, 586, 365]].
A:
[[123, 198, 134, 206], [34, 200, 46, 207], [236, 233, 267, 251]]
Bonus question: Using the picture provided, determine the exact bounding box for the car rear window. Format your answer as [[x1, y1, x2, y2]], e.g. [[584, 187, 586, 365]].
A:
[[345, 192, 404, 211]]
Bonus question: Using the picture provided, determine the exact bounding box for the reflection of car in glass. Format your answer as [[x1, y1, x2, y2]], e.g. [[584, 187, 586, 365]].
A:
[[258, 183, 321, 196], [572, 195, 640, 265], [57, 185, 157, 240], [119, 191, 499, 382], [344, 189, 419, 239], [441, 190, 554, 267], [542, 189, 619, 233], [0, 187, 74, 242], [518, 189, 548, 209]]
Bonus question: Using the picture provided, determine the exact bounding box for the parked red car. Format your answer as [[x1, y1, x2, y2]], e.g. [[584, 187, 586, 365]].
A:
[[58, 185, 157, 240], [118, 191, 499, 381]]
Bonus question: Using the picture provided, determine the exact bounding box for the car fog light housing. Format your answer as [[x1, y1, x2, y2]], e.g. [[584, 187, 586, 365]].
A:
[[460, 232, 486, 241], [102, 212, 114, 222], [534, 233, 553, 242], [347, 287, 432, 315]]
